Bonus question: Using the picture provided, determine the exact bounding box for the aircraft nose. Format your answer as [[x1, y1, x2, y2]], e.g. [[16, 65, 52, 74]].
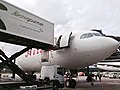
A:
[[107, 38, 119, 50], [102, 37, 119, 56]]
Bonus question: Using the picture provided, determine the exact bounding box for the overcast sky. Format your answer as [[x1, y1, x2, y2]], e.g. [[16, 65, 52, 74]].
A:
[[1, 0, 120, 56]]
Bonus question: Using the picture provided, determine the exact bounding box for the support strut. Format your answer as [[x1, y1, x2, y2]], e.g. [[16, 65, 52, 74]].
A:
[[0, 47, 42, 86]]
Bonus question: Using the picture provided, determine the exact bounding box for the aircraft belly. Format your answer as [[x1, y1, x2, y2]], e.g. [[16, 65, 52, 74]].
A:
[[51, 49, 109, 69], [50, 49, 96, 69]]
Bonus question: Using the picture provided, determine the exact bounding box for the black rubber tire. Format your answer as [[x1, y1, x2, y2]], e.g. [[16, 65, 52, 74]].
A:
[[71, 79, 76, 88], [52, 80, 60, 90], [65, 79, 71, 88], [53, 84, 59, 90], [65, 79, 76, 88]]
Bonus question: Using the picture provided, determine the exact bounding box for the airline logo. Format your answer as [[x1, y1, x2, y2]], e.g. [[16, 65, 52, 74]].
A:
[[25, 48, 42, 58], [0, 3, 7, 30]]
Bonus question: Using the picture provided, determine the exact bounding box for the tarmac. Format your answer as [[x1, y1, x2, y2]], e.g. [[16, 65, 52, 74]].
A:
[[63, 76, 120, 90], [1, 74, 120, 90]]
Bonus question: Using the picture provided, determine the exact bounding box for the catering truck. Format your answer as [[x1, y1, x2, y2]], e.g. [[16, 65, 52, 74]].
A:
[[0, 0, 55, 89], [40, 63, 64, 89], [0, 0, 54, 49]]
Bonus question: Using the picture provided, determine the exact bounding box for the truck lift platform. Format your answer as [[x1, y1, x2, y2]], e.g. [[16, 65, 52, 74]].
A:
[[0, 47, 53, 90], [0, 81, 52, 90]]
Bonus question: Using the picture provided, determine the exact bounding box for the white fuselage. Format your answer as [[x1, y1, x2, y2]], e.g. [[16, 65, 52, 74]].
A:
[[49, 31, 119, 69], [16, 49, 42, 73], [16, 31, 119, 72]]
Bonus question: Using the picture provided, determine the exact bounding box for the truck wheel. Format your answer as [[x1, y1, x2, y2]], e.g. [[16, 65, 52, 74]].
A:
[[65, 79, 71, 88], [65, 80, 69, 87], [53, 84, 59, 90], [71, 79, 76, 88], [53, 80, 59, 90], [27, 74, 36, 80], [65, 79, 76, 88]]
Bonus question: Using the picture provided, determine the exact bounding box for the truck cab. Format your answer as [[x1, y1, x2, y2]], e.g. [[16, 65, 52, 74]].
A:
[[40, 64, 64, 88]]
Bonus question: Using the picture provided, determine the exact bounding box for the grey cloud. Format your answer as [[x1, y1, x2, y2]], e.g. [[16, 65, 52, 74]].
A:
[[0, 42, 25, 57], [53, 0, 120, 36], [33, 0, 71, 25]]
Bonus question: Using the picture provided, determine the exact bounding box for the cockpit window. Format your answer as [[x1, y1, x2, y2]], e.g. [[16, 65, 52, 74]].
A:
[[80, 33, 87, 39], [93, 33, 102, 36], [80, 33, 93, 39], [80, 32, 102, 39], [87, 33, 93, 38]]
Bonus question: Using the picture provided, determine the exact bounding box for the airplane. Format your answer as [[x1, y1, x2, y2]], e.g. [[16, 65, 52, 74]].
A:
[[16, 48, 42, 73], [16, 30, 119, 88], [96, 59, 120, 71]]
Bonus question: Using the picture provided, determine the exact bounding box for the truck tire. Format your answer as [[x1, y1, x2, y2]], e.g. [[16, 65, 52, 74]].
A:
[[44, 77, 50, 84], [53, 84, 59, 90], [27, 74, 36, 80], [71, 79, 76, 88], [65, 79, 76, 88], [65, 80, 69, 87], [52, 80, 60, 90]]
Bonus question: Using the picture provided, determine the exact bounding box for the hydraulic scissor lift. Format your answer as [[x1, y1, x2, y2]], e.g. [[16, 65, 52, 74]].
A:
[[0, 47, 52, 89]]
